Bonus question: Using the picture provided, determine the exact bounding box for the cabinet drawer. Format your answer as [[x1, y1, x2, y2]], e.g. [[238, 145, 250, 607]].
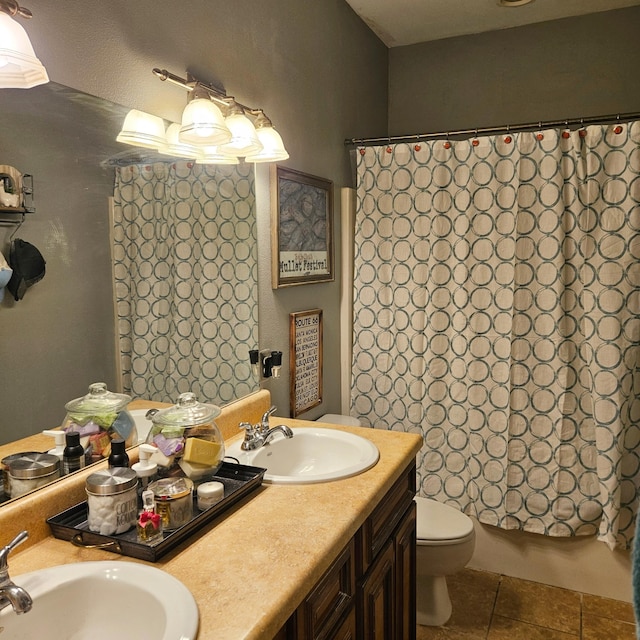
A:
[[360, 461, 416, 573], [293, 537, 356, 640]]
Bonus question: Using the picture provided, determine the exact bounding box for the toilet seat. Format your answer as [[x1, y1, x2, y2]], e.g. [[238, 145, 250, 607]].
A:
[[415, 497, 474, 546]]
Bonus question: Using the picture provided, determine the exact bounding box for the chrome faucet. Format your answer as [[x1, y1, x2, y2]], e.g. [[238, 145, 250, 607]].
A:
[[0, 531, 33, 615], [239, 406, 294, 451]]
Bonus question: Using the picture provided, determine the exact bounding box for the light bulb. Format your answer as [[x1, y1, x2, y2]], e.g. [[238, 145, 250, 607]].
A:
[[179, 98, 231, 146], [0, 12, 48, 89]]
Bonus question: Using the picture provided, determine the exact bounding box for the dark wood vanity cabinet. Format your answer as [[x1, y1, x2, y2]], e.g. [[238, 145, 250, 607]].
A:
[[279, 461, 416, 640]]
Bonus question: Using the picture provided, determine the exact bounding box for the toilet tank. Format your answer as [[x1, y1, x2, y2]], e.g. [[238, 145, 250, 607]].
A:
[[317, 414, 362, 427]]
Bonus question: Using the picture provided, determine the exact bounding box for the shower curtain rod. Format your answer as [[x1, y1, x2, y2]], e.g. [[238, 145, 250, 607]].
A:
[[344, 110, 640, 147]]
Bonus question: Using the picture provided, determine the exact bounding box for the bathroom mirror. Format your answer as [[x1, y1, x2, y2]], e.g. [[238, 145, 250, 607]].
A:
[[0, 82, 259, 504]]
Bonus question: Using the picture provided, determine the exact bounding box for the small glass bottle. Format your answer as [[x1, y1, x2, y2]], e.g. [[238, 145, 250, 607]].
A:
[[137, 489, 163, 544]]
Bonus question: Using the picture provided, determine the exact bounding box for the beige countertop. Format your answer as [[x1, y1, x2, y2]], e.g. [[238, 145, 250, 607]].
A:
[[2, 393, 421, 639]]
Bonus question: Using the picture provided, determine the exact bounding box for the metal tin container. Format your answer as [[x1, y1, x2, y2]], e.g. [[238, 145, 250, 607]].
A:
[[1, 451, 39, 497], [148, 477, 194, 530], [86, 467, 138, 536], [8, 453, 60, 499]]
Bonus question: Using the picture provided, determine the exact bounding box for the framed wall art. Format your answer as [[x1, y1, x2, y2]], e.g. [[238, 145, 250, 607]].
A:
[[271, 166, 334, 288], [289, 309, 323, 418]]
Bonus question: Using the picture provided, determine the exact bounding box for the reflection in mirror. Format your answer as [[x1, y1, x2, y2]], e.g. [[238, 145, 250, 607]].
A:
[[0, 82, 259, 505], [113, 160, 257, 404]]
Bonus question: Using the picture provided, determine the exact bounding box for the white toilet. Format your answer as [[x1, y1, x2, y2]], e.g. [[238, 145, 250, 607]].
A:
[[415, 496, 476, 626], [316, 415, 474, 626], [317, 413, 363, 426]]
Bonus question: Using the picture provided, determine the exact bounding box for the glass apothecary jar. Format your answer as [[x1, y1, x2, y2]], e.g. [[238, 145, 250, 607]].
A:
[[145, 392, 224, 485], [62, 382, 137, 464]]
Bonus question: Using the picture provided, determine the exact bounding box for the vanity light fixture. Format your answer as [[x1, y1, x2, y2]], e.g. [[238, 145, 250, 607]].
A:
[[0, 0, 48, 89], [115, 68, 289, 164], [217, 100, 263, 158], [178, 85, 231, 147], [245, 111, 290, 163], [158, 122, 201, 158], [195, 145, 240, 165], [116, 109, 167, 150]]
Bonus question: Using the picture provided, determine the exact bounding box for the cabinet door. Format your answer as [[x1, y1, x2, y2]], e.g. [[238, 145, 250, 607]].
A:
[[333, 606, 357, 640], [294, 538, 356, 640], [359, 539, 395, 640], [395, 501, 417, 640]]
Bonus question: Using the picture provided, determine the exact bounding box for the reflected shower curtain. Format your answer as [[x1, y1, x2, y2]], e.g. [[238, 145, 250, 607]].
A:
[[352, 123, 640, 548], [112, 161, 257, 406]]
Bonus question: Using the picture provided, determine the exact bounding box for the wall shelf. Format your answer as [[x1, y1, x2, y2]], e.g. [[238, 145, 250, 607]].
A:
[[0, 173, 35, 226]]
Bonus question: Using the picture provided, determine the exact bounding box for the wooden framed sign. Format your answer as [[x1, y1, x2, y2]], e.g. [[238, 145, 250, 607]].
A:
[[289, 309, 323, 418], [271, 166, 334, 288]]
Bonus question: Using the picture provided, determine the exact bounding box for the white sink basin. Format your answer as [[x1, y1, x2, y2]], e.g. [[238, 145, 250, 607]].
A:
[[225, 427, 379, 484], [0, 561, 198, 640]]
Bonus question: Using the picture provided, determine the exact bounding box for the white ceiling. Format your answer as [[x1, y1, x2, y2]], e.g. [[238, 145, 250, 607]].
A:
[[345, 0, 640, 47]]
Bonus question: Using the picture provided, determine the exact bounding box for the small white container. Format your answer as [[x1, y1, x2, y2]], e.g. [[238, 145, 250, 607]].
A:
[[197, 481, 224, 510], [86, 468, 138, 536]]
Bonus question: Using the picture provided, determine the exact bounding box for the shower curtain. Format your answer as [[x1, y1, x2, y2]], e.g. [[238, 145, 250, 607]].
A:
[[352, 122, 640, 549], [112, 160, 257, 406]]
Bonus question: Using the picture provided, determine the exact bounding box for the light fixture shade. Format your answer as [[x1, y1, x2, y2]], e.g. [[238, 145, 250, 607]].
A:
[[159, 122, 200, 158], [179, 98, 232, 146], [117, 109, 167, 150], [0, 12, 48, 89], [245, 126, 290, 163], [219, 112, 264, 158], [196, 145, 240, 165]]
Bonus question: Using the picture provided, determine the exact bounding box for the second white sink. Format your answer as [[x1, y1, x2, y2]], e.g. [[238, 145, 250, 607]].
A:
[[0, 561, 198, 640], [226, 426, 379, 484]]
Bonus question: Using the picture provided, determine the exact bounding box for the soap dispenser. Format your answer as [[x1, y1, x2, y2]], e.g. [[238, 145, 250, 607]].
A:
[[132, 443, 158, 501], [43, 430, 66, 461]]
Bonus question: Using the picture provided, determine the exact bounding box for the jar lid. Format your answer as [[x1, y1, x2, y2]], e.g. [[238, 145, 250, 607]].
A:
[[150, 392, 221, 428], [86, 467, 138, 494], [2, 451, 40, 467], [149, 477, 194, 501], [9, 453, 60, 479], [65, 382, 131, 415]]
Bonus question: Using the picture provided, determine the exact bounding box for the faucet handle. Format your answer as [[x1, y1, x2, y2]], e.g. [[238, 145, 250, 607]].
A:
[[0, 531, 28, 573], [260, 406, 278, 431], [239, 421, 255, 434]]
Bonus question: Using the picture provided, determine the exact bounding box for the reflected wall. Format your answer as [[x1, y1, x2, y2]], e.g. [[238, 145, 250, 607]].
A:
[[0, 83, 258, 445]]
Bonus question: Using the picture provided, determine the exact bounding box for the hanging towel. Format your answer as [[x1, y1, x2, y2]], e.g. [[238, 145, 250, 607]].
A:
[[0, 250, 12, 302], [633, 509, 640, 637]]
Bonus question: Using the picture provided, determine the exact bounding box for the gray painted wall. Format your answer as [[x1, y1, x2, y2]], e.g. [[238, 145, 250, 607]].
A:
[[389, 6, 640, 136], [1, 0, 387, 441]]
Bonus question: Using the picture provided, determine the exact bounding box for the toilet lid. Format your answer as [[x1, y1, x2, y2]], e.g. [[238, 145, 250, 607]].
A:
[[415, 497, 474, 541]]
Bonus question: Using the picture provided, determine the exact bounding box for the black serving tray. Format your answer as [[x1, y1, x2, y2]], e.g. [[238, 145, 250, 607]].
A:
[[47, 461, 266, 562]]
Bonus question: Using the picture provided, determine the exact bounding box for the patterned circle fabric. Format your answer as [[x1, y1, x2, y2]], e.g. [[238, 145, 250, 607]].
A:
[[112, 161, 258, 407], [353, 123, 640, 549]]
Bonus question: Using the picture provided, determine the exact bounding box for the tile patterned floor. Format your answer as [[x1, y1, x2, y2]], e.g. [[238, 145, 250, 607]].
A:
[[416, 569, 636, 640]]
